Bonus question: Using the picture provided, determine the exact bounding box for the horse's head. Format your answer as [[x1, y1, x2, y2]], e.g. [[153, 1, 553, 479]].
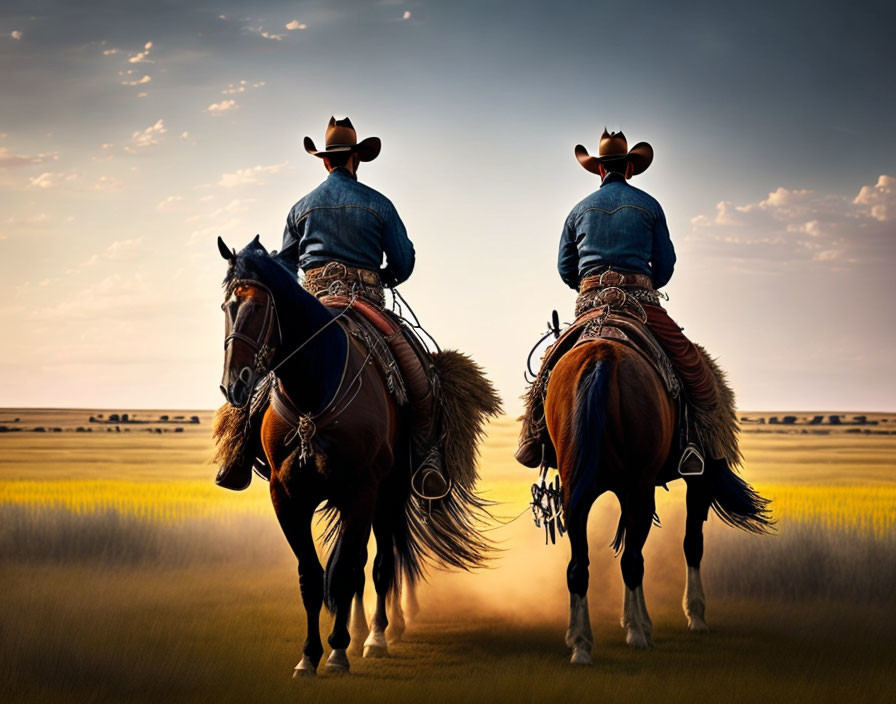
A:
[[218, 235, 296, 408]]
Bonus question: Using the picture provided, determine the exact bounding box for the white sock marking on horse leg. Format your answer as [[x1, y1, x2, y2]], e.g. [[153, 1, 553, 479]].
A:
[[683, 566, 709, 632], [363, 593, 389, 658], [566, 593, 593, 665], [623, 586, 650, 649], [636, 585, 653, 643]]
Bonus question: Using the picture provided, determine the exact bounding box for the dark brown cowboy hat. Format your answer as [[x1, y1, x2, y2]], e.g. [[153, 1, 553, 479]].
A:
[[574, 129, 653, 177], [303, 116, 381, 162]]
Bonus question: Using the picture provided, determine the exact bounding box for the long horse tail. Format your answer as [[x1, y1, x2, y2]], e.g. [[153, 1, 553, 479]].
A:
[[395, 349, 503, 586], [707, 458, 775, 533], [321, 349, 502, 605], [569, 352, 615, 515]]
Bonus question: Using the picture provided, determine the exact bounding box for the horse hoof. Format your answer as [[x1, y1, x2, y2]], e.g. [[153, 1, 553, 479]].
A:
[[688, 619, 710, 633], [325, 649, 350, 674], [626, 630, 651, 650], [293, 657, 317, 678], [570, 648, 593, 666], [363, 643, 389, 659]]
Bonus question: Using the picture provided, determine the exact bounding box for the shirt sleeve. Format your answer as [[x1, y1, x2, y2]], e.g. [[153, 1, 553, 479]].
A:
[[280, 207, 301, 275], [557, 210, 580, 290], [650, 205, 676, 289], [380, 202, 415, 286]]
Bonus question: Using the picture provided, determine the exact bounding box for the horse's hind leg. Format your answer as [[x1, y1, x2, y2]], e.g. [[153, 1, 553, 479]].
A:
[[619, 487, 656, 649], [387, 560, 407, 642], [683, 476, 712, 632], [270, 476, 324, 677], [565, 495, 596, 666], [349, 545, 369, 652], [325, 501, 374, 673], [363, 511, 394, 658]]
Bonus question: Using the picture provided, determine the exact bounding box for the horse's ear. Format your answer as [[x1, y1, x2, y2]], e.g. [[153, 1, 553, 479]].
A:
[[217, 236, 234, 261]]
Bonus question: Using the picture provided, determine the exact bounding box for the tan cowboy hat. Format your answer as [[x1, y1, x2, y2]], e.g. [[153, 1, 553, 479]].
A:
[[303, 116, 381, 162], [574, 129, 653, 177]]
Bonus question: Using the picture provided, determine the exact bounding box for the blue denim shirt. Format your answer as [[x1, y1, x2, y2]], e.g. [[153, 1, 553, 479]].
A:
[[558, 172, 676, 290], [281, 168, 415, 286]]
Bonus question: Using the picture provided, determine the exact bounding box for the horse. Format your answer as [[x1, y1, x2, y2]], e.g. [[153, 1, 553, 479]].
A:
[[214, 235, 500, 676], [544, 338, 772, 665]]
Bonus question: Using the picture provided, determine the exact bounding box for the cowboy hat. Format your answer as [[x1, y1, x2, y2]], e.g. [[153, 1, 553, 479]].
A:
[[574, 129, 653, 177], [303, 116, 381, 162]]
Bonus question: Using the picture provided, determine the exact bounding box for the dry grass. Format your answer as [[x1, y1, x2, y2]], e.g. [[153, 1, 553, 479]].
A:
[[1, 410, 895, 703]]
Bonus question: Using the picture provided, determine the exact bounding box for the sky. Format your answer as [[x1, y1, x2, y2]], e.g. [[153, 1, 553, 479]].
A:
[[0, 0, 894, 412]]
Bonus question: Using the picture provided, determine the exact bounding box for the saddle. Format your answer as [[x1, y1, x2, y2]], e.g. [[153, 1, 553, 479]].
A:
[[538, 303, 681, 400]]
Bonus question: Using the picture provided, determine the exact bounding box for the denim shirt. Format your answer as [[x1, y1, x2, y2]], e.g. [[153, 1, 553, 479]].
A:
[[557, 172, 676, 290], [281, 168, 415, 286]]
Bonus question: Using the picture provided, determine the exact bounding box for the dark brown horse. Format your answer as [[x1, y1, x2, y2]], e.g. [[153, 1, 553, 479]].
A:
[[545, 338, 771, 665], [215, 236, 499, 676]]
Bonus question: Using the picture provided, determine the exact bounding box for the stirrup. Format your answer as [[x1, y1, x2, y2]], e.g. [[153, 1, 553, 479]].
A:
[[678, 443, 705, 476], [411, 447, 451, 500]]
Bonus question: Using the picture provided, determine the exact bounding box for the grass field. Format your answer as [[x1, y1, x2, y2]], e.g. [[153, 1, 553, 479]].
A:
[[1, 408, 894, 703]]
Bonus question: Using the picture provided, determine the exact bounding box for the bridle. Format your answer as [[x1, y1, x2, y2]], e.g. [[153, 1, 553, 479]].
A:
[[222, 279, 281, 376]]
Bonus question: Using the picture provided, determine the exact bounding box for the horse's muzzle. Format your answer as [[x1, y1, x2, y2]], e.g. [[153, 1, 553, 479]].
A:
[[224, 367, 255, 408]]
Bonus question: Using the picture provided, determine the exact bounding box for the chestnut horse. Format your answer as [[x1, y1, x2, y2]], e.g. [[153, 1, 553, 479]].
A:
[[545, 339, 771, 665], [216, 236, 496, 676]]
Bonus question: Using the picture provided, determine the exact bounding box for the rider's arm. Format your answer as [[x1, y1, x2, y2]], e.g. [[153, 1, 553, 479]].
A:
[[558, 211, 580, 290], [380, 203, 415, 287], [650, 206, 676, 289], [280, 207, 301, 275]]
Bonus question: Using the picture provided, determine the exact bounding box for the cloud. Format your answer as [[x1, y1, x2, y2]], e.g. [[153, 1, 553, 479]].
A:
[[402, 11, 412, 20], [3, 213, 50, 227], [216, 162, 289, 188], [11, 30, 22, 40], [129, 41, 153, 63], [853, 174, 893, 222], [689, 175, 896, 267], [206, 99, 238, 113], [156, 195, 184, 212], [28, 171, 79, 189], [65, 238, 144, 275], [103, 48, 119, 56], [0, 146, 58, 168], [121, 74, 151, 86], [285, 20, 308, 30], [126, 119, 166, 150], [249, 27, 283, 40], [221, 80, 266, 95]]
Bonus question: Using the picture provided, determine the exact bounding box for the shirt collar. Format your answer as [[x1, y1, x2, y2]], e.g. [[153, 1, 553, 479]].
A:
[[600, 171, 626, 187], [329, 167, 358, 182]]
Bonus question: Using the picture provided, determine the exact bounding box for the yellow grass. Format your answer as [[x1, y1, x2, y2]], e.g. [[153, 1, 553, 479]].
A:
[[1, 409, 895, 703]]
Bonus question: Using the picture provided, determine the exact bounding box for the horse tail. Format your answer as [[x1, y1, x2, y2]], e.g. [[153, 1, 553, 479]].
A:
[[394, 349, 503, 587], [568, 353, 614, 514], [707, 459, 774, 533]]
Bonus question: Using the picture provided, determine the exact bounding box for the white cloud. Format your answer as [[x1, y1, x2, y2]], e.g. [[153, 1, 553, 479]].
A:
[[129, 41, 153, 63], [689, 175, 896, 268], [103, 48, 119, 56], [127, 119, 166, 150], [11, 30, 22, 40], [221, 79, 266, 95], [217, 162, 289, 188], [286, 20, 307, 30], [853, 174, 893, 222], [156, 195, 184, 212], [121, 74, 151, 87], [402, 11, 411, 20], [206, 99, 238, 113], [181, 131, 189, 139], [92, 175, 124, 191], [4, 213, 50, 227], [249, 27, 283, 40], [0, 146, 58, 168], [136, 92, 148, 98], [28, 171, 79, 189]]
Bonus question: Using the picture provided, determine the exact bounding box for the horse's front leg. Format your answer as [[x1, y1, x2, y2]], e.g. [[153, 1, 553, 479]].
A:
[[270, 474, 324, 677], [325, 496, 375, 673], [565, 493, 596, 666]]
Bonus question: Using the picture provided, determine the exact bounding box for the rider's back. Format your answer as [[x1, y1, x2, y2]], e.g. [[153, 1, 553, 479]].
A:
[[559, 172, 675, 290]]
